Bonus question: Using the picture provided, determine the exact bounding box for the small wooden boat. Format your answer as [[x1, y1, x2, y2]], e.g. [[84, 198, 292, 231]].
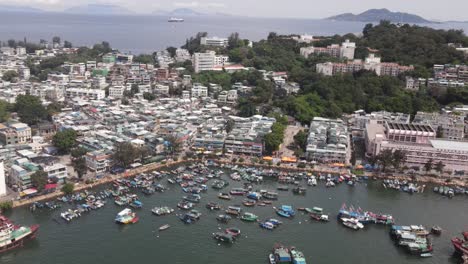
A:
[[431, 226, 442, 235], [420, 253, 432, 258], [159, 224, 170, 231]]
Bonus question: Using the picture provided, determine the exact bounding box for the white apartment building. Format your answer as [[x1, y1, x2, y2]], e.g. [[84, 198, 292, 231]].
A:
[[175, 48, 192, 62], [0, 161, 6, 196], [10, 123, 32, 144], [154, 84, 170, 95], [65, 88, 106, 100], [43, 163, 68, 182], [191, 83, 208, 98], [108, 86, 125, 98], [340, 39, 356, 60], [192, 51, 230, 73], [200, 37, 228, 47]]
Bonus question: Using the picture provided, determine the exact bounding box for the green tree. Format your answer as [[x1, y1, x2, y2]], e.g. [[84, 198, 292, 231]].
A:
[[64, 40, 72, 48], [0, 100, 11, 122], [71, 147, 88, 179], [293, 130, 308, 152], [165, 134, 182, 157], [424, 158, 434, 173], [377, 149, 393, 172], [435, 161, 445, 174], [52, 129, 77, 154], [133, 54, 155, 64], [143, 92, 156, 101], [166, 46, 177, 57], [130, 84, 139, 96], [112, 142, 140, 168], [31, 170, 48, 191], [14, 95, 48, 125], [1, 70, 18, 82], [61, 183, 75, 195], [392, 150, 407, 170]]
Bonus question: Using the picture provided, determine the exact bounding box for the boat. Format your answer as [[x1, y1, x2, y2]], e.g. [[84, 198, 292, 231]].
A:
[[240, 212, 258, 222], [310, 208, 329, 222], [213, 232, 234, 243], [206, 202, 221, 210], [292, 187, 306, 195], [259, 221, 276, 230], [225, 227, 241, 237], [0, 215, 39, 253], [341, 218, 364, 230], [183, 194, 201, 203], [225, 206, 242, 216], [420, 253, 432, 258], [262, 192, 279, 200], [451, 231, 468, 255], [179, 210, 201, 224], [290, 248, 307, 264], [246, 192, 262, 201], [115, 208, 139, 224], [431, 226, 442, 235], [242, 199, 256, 207], [218, 192, 231, 200], [129, 200, 143, 208], [277, 185, 289, 191], [168, 17, 184, 22], [272, 245, 291, 262], [269, 253, 277, 264], [307, 177, 317, 186], [212, 180, 229, 190], [216, 214, 232, 223], [159, 224, 170, 231], [230, 188, 246, 196], [151, 206, 174, 216], [177, 201, 194, 210], [275, 205, 295, 218]]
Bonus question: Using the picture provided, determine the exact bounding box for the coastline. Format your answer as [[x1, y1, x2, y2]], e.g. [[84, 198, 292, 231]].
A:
[[9, 159, 468, 208]]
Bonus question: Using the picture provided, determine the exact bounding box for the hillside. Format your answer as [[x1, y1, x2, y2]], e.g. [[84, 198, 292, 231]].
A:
[[326, 8, 432, 23], [64, 4, 134, 15]]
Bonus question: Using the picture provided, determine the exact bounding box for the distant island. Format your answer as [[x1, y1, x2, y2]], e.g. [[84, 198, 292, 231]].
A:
[[326, 8, 433, 23], [64, 4, 135, 15], [152, 8, 204, 16], [0, 4, 44, 13]]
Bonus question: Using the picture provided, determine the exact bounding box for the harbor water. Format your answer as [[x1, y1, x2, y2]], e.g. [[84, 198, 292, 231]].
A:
[[1, 173, 467, 264]]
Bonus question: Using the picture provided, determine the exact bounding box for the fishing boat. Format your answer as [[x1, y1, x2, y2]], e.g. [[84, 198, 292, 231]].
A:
[[259, 221, 276, 230], [431, 226, 442, 235], [240, 212, 258, 222], [206, 202, 221, 210], [218, 192, 231, 200], [271, 244, 291, 262], [275, 205, 295, 218], [129, 200, 143, 208], [213, 232, 234, 243], [151, 206, 174, 216], [292, 187, 306, 195], [183, 194, 201, 203], [242, 199, 256, 207], [229, 188, 247, 196], [341, 218, 364, 230], [451, 231, 468, 255], [216, 214, 232, 223], [225, 206, 242, 216], [159, 224, 170, 231], [263, 191, 279, 200], [0, 215, 39, 253], [269, 253, 277, 264], [290, 248, 307, 264], [225, 227, 241, 237], [247, 192, 262, 201], [307, 177, 317, 186], [277, 185, 289, 191], [177, 201, 194, 210], [212, 180, 229, 190], [115, 208, 139, 224]]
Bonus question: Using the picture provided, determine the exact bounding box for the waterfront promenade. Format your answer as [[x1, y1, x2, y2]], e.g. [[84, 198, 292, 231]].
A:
[[8, 158, 468, 208]]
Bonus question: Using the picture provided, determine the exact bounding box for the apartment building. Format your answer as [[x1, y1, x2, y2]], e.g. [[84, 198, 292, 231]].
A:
[[306, 117, 349, 164], [200, 37, 228, 47], [300, 39, 356, 59]]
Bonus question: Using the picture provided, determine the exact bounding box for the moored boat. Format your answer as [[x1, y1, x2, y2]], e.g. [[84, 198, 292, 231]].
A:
[[0, 215, 39, 254], [341, 218, 364, 230], [240, 212, 258, 222], [451, 231, 468, 255], [159, 224, 170, 231], [115, 208, 138, 224], [151, 206, 174, 216], [218, 192, 231, 200]]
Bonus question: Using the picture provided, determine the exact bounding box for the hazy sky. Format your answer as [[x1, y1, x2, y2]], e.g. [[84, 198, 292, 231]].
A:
[[2, 0, 468, 21]]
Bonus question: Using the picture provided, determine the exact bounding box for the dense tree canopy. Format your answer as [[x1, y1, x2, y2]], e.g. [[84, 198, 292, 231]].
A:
[[14, 95, 48, 125], [53, 129, 77, 154]]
